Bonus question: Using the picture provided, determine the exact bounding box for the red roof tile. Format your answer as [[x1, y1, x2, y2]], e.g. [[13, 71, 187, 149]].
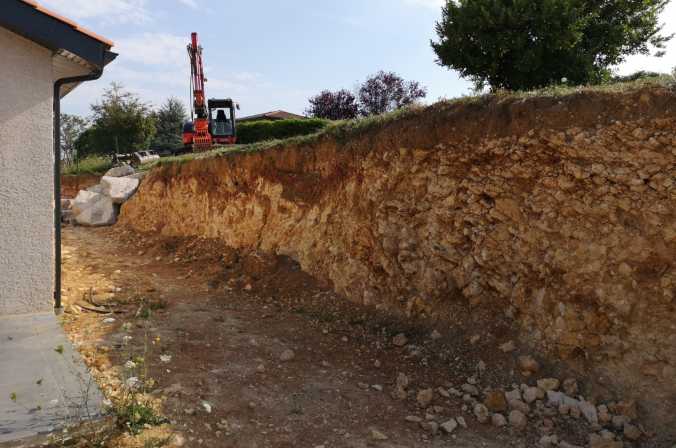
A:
[[18, 0, 114, 47]]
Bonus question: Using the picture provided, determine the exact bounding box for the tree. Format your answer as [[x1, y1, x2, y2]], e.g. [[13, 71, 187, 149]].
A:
[[306, 89, 359, 120], [85, 83, 156, 155], [358, 71, 427, 116], [151, 98, 187, 149], [432, 0, 673, 91], [60, 114, 88, 165]]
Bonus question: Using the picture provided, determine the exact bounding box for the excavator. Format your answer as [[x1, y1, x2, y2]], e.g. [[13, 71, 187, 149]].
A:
[[182, 32, 239, 152]]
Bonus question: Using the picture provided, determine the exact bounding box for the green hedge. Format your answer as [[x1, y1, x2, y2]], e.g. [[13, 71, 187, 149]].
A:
[[236, 118, 329, 144], [62, 156, 113, 175]]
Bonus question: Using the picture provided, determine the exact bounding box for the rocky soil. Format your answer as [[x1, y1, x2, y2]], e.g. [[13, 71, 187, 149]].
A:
[[120, 84, 676, 437], [49, 226, 669, 447]]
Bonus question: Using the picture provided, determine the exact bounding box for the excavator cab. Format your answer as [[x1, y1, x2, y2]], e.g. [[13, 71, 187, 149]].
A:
[[208, 98, 239, 145]]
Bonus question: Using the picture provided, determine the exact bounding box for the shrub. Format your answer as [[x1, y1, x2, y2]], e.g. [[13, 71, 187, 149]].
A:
[[236, 118, 329, 144]]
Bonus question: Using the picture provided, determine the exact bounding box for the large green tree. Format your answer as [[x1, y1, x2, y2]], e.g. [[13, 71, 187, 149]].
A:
[[151, 98, 187, 149], [432, 0, 673, 91], [83, 83, 156, 155]]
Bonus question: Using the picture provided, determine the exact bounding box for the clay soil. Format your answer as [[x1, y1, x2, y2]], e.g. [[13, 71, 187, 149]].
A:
[[55, 226, 607, 448]]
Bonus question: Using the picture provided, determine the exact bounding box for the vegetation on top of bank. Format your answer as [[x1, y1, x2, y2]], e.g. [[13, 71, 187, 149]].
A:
[[62, 155, 113, 176], [236, 118, 329, 144], [146, 75, 675, 171]]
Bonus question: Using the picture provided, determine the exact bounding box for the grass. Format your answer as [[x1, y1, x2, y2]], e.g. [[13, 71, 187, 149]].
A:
[[63, 155, 113, 176], [116, 398, 166, 435], [145, 75, 675, 171]]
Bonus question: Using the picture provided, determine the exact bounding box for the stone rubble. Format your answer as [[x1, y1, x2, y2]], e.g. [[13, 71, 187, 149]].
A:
[[67, 164, 141, 226]]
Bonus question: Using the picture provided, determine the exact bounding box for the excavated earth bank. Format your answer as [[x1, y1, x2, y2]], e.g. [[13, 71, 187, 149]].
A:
[[120, 85, 676, 436]]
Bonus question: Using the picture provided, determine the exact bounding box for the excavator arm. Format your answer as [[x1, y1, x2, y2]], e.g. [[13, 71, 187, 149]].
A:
[[187, 32, 212, 150]]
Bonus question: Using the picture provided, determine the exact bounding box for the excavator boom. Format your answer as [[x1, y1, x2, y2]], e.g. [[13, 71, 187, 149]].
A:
[[183, 32, 239, 152]]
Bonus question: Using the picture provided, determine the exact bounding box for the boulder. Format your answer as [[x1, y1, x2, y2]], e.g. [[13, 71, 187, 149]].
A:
[[72, 190, 117, 226], [125, 172, 147, 181], [86, 184, 104, 194], [101, 175, 140, 204], [105, 165, 135, 177]]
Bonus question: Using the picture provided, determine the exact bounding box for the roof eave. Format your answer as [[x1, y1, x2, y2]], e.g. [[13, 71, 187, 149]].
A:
[[1, 0, 115, 70]]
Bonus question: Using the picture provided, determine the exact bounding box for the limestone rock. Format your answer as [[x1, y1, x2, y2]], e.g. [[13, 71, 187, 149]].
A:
[[72, 190, 117, 227], [456, 416, 467, 428], [505, 388, 522, 403], [105, 165, 135, 177], [508, 399, 530, 414], [499, 340, 516, 352], [101, 175, 140, 204], [508, 410, 527, 429], [523, 386, 542, 403], [461, 383, 479, 396], [369, 428, 388, 441], [279, 349, 295, 361], [536, 378, 560, 392], [420, 421, 439, 435], [579, 400, 599, 424], [491, 413, 507, 427], [440, 419, 458, 434], [473, 403, 489, 423], [86, 184, 105, 194], [416, 388, 434, 408]]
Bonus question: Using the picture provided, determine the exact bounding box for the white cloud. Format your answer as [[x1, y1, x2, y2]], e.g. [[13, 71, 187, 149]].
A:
[[402, 0, 444, 8], [113, 33, 187, 66], [177, 0, 199, 8], [40, 0, 151, 25], [616, 2, 676, 75]]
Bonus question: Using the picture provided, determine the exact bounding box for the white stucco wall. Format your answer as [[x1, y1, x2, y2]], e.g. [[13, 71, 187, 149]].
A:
[[0, 27, 55, 315]]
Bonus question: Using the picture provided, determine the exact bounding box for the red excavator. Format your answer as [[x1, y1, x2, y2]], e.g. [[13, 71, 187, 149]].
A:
[[182, 32, 239, 152]]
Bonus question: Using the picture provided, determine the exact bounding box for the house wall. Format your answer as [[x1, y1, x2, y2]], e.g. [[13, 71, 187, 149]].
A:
[[0, 27, 55, 315]]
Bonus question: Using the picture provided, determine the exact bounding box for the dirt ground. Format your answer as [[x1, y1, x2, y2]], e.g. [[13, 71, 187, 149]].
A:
[[54, 226, 631, 448]]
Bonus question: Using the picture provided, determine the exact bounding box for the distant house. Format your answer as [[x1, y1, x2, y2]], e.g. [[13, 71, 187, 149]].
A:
[[238, 110, 306, 122], [0, 0, 116, 315]]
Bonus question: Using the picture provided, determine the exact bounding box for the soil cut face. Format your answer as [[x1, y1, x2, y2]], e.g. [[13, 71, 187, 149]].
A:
[[56, 226, 651, 447]]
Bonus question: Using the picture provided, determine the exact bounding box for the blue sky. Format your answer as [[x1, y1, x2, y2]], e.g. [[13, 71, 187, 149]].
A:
[[42, 0, 676, 119]]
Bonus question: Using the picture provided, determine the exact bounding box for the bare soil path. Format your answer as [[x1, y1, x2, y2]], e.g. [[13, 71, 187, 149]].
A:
[[58, 226, 603, 448]]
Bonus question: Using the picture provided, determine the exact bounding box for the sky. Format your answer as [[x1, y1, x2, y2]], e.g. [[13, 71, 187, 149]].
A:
[[42, 0, 676, 119]]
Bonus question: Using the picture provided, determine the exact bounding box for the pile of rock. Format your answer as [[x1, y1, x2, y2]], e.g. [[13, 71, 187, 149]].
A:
[[399, 369, 643, 447], [62, 165, 143, 226]]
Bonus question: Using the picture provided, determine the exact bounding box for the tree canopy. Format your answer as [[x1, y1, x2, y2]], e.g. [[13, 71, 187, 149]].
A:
[[77, 83, 156, 156], [432, 0, 673, 91], [358, 71, 427, 116], [151, 98, 187, 149], [306, 71, 427, 120], [306, 89, 359, 120]]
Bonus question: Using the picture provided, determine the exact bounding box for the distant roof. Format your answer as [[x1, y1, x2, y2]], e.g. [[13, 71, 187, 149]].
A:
[[238, 110, 307, 122], [1, 0, 116, 69]]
